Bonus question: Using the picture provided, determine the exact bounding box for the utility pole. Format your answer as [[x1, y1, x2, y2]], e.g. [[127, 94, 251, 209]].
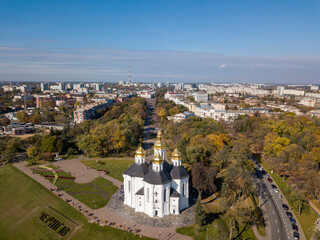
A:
[[24, 92, 27, 112], [206, 226, 208, 240]]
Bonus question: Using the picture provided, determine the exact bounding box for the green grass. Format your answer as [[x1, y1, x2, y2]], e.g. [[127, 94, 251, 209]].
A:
[[55, 177, 118, 209], [81, 159, 134, 181], [31, 165, 118, 209], [261, 161, 318, 240], [0, 164, 152, 240]]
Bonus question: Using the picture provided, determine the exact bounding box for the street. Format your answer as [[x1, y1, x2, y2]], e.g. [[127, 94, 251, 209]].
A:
[[252, 165, 305, 240]]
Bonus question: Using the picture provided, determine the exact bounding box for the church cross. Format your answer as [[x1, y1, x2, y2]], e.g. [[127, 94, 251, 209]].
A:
[[154, 191, 159, 197]]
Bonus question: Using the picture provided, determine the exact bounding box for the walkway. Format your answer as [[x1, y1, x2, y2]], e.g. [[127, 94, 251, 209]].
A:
[[13, 99, 191, 240]]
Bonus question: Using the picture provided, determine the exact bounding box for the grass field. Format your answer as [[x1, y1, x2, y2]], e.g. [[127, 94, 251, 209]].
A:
[[177, 194, 257, 240], [261, 161, 318, 239], [31, 165, 118, 209], [0, 164, 152, 240], [81, 158, 134, 181]]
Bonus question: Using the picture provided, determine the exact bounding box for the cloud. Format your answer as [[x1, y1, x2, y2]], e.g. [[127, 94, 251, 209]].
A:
[[0, 45, 319, 84]]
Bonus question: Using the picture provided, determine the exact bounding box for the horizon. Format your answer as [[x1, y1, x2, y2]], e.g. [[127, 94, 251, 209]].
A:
[[1, 0, 320, 84]]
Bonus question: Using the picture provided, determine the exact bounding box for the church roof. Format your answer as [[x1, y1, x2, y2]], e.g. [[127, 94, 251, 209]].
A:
[[171, 148, 182, 160], [136, 187, 144, 196], [135, 145, 146, 157], [153, 152, 163, 165], [123, 162, 149, 178], [170, 188, 181, 198], [143, 165, 171, 185], [170, 165, 189, 179]]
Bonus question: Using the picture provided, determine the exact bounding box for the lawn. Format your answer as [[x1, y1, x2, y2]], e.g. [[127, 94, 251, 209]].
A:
[[0, 164, 152, 240], [177, 195, 257, 240], [261, 161, 318, 240], [81, 158, 134, 181], [31, 165, 118, 209]]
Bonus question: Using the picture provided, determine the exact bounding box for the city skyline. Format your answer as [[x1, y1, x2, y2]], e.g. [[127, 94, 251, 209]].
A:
[[1, 0, 320, 83]]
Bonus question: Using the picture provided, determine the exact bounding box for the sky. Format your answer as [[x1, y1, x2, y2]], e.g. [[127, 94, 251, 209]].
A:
[[0, 0, 320, 84]]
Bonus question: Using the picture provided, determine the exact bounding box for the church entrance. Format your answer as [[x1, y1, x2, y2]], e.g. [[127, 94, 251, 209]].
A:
[[155, 210, 158, 216]]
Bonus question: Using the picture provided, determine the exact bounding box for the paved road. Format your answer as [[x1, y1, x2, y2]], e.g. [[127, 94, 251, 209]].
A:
[[142, 98, 160, 162], [13, 98, 191, 240], [253, 165, 306, 240]]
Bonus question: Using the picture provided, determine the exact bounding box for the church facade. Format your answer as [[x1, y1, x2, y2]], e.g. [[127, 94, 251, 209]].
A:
[[123, 130, 189, 217]]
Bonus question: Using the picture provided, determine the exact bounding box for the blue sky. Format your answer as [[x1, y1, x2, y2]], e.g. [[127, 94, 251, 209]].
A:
[[0, 0, 320, 83]]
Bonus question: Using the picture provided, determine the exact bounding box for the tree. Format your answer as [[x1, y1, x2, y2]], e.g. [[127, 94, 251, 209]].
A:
[[30, 114, 42, 124], [41, 135, 57, 153], [194, 200, 206, 226], [77, 134, 102, 157], [16, 110, 28, 123], [0, 117, 10, 126], [191, 162, 217, 199], [27, 146, 38, 159]]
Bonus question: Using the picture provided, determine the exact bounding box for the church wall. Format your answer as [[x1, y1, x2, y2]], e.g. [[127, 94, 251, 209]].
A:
[[143, 182, 155, 217], [170, 197, 180, 214], [135, 195, 145, 213], [123, 174, 133, 207], [179, 177, 190, 210], [131, 176, 144, 208]]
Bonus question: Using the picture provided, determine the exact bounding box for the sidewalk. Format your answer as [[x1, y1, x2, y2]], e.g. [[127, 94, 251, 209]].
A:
[[13, 161, 191, 240]]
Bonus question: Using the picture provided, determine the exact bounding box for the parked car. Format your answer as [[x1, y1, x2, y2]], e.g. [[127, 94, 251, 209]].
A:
[[271, 185, 279, 192], [293, 231, 300, 240], [276, 192, 282, 198], [290, 218, 296, 224], [286, 211, 293, 218], [282, 204, 289, 210], [292, 224, 298, 231], [267, 177, 273, 183]]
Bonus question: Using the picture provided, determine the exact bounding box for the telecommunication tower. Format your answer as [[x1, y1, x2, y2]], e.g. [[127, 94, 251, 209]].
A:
[[128, 65, 132, 84]]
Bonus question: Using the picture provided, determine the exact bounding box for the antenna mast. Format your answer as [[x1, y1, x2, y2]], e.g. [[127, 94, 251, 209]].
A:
[[128, 65, 131, 84]]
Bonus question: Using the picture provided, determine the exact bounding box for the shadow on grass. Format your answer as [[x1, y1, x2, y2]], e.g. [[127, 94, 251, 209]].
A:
[[205, 211, 224, 225]]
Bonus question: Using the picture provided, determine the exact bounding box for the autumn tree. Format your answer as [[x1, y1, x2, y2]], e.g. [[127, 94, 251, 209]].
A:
[[191, 162, 217, 199], [16, 110, 29, 123]]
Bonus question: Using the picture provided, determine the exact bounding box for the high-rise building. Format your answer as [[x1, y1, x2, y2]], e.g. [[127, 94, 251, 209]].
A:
[[41, 83, 49, 92], [277, 86, 284, 96]]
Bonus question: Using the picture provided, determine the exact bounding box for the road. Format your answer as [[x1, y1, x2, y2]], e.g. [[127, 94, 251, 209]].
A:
[[252, 165, 305, 240], [142, 98, 159, 162]]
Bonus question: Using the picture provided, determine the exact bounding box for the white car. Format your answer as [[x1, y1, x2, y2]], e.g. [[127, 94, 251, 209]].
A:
[[276, 192, 282, 198]]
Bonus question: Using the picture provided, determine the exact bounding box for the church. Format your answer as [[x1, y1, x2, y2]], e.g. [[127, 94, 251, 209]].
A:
[[123, 130, 189, 218]]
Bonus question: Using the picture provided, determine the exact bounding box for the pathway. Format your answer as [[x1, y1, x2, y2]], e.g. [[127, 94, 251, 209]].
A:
[[13, 98, 192, 240]]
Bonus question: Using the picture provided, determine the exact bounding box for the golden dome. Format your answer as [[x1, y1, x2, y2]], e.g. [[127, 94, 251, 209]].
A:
[[171, 148, 182, 160], [157, 129, 163, 139], [153, 152, 163, 165], [154, 139, 165, 150], [135, 145, 146, 157]]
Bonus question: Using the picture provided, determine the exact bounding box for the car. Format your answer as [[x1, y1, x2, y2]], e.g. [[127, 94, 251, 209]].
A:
[[271, 185, 279, 192], [286, 211, 293, 218], [267, 177, 273, 183], [276, 192, 282, 198], [290, 218, 296, 224], [292, 224, 298, 231], [293, 231, 300, 240], [282, 204, 289, 210]]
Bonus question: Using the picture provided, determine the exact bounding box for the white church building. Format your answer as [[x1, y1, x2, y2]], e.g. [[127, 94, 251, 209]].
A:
[[123, 130, 189, 217]]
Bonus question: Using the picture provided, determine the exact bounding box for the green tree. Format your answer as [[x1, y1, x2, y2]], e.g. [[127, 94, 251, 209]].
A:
[[194, 200, 206, 226], [27, 146, 38, 159], [16, 110, 29, 123], [41, 135, 57, 153]]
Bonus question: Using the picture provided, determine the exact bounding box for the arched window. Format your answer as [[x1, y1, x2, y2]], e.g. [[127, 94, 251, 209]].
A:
[[182, 183, 184, 196]]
